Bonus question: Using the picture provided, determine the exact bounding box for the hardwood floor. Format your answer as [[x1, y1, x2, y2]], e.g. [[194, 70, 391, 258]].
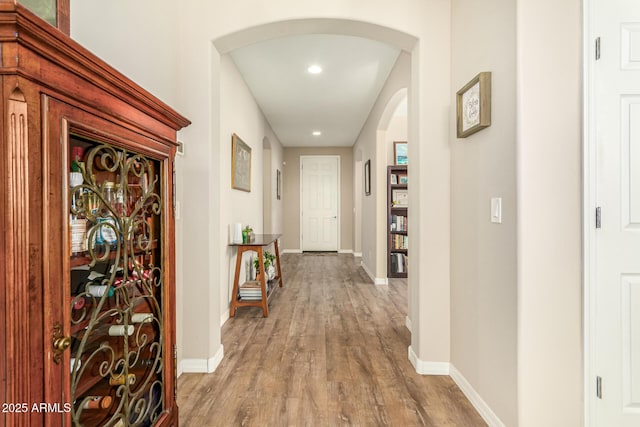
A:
[[177, 253, 486, 426]]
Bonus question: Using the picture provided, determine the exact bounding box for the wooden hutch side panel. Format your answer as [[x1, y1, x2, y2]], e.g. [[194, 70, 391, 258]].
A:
[[4, 83, 32, 427], [1, 75, 48, 426]]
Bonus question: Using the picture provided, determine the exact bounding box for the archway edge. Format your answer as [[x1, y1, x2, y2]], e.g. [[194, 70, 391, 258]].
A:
[[213, 18, 418, 53], [378, 87, 408, 132]]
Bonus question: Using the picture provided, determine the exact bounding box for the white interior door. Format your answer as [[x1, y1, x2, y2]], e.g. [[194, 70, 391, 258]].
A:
[[301, 156, 338, 251], [591, 0, 640, 425]]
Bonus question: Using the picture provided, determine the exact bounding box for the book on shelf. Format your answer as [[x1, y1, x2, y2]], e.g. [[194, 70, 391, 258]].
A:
[[390, 253, 408, 273], [390, 215, 407, 232], [392, 234, 408, 250]]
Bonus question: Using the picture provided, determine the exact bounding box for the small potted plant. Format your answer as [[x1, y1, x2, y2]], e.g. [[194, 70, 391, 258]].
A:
[[242, 225, 253, 243], [253, 251, 276, 281]]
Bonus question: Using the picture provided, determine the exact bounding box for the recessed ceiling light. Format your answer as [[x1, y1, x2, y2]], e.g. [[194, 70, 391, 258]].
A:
[[312, 131, 322, 136], [307, 65, 323, 74]]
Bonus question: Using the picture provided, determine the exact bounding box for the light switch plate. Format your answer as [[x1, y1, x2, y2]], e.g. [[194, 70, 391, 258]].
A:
[[491, 197, 502, 223]]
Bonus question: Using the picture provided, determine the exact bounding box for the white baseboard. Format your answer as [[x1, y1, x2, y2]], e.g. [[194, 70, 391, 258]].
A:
[[283, 249, 361, 256], [221, 309, 230, 326], [405, 316, 412, 332], [179, 345, 224, 375], [407, 346, 450, 375], [450, 364, 506, 427], [360, 261, 388, 285]]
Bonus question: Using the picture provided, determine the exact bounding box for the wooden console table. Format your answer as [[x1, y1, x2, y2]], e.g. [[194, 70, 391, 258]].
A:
[[229, 234, 284, 317]]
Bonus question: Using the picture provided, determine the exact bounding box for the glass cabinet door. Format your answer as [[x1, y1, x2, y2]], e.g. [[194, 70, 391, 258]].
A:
[[67, 136, 166, 426], [18, 0, 57, 26], [17, 0, 69, 33]]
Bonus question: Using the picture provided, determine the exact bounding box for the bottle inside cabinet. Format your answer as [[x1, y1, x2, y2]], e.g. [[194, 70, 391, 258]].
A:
[[68, 135, 166, 426]]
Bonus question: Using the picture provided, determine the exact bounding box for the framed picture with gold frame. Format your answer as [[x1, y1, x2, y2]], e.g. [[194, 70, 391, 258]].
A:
[[456, 72, 492, 138], [232, 133, 251, 192]]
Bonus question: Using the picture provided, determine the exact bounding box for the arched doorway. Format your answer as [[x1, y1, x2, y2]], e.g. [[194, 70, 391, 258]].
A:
[[172, 10, 452, 376], [208, 17, 446, 374]]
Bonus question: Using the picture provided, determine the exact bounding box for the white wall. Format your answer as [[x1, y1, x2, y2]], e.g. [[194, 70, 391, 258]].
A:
[[450, 0, 517, 425], [517, 0, 583, 425], [219, 55, 284, 322], [70, 0, 178, 107]]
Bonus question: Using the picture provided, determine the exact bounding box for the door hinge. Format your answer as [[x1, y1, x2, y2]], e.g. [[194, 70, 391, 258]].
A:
[[596, 207, 601, 229], [596, 376, 602, 399], [595, 37, 601, 60]]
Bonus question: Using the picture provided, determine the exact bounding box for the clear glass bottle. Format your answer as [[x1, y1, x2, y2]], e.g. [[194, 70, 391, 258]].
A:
[[98, 181, 118, 245], [114, 183, 125, 217]]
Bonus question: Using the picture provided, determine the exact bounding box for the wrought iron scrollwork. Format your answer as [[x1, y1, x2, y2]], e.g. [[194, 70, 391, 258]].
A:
[[69, 143, 164, 426]]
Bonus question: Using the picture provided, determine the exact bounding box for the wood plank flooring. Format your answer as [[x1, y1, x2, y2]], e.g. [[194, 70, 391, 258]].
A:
[[177, 253, 486, 427]]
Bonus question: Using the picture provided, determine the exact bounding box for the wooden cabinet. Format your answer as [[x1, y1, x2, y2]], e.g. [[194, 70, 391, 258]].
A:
[[387, 165, 408, 278], [0, 3, 189, 426]]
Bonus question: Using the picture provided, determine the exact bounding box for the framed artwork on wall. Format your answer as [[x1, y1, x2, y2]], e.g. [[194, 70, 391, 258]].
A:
[[394, 141, 408, 165], [364, 159, 371, 196], [231, 133, 251, 192], [456, 71, 492, 138]]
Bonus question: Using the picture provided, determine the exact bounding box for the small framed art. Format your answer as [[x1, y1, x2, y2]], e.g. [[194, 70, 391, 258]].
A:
[[456, 72, 492, 138], [232, 133, 251, 192]]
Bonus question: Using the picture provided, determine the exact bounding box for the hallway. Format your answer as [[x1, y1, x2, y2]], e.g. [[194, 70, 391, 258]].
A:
[[177, 253, 486, 426]]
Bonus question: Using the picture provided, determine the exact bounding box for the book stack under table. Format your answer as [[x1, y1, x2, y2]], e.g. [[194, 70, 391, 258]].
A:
[[239, 281, 263, 300]]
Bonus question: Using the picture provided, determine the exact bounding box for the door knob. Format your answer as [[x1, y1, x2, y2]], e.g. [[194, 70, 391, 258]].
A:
[[53, 336, 71, 352], [52, 321, 71, 364]]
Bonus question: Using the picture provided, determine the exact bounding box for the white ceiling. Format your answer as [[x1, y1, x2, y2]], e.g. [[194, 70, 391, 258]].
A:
[[229, 34, 401, 147]]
